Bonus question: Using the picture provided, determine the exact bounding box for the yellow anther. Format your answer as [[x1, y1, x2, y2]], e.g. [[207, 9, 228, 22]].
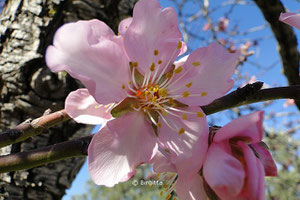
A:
[[166, 194, 172, 200], [162, 111, 168, 116], [128, 81, 132, 85], [178, 128, 185, 134], [182, 113, 187, 120], [125, 26, 128, 29], [166, 72, 172, 79], [157, 123, 162, 128], [132, 62, 138, 67], [150, 63, 155, 71], [177, 41, 182, 49], [182, 91, 190, 98], [145, 91, 150, 96], [151, 96, 158, 102], [158, 88, 168, 97], [158, 60, 163, 64], [160, 191, 164, 196], [201, 92, 208, 96], [174, 66, 183, 74], [148, 86, 153, 92], [122, 84, 125, 89], [185, 82, 192, 88], [117, 32, 120, 35], [168, 98, 175, 105], [153, 85, 159, 92], [197, 112, 204, 117], [192, 62, 201, 66], [154, 50, 159, 56], [163, 184, 168, 188]]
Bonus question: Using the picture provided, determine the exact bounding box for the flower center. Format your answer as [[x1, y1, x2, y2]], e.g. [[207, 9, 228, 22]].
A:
[[119, 42, 205, 134]]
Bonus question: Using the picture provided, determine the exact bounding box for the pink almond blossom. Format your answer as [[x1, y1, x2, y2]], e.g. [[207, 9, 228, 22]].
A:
[[46, 0, 239, 187], [279, 12, 300, 29], [153, 111, 277, 200]]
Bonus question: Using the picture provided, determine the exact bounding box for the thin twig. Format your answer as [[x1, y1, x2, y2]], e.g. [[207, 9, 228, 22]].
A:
[[0, 109, 70, 148]]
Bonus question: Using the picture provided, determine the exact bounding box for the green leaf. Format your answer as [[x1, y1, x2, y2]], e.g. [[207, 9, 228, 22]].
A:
[[111, 97, 139, 118]]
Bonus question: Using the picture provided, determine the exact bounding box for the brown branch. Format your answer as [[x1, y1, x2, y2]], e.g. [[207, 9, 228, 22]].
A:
[[0, 136, 92, 173], [0, 83, 299, 173], [202, 82, 300, 115], [0, 109, 70, 148], [253, 0, 300, 110]]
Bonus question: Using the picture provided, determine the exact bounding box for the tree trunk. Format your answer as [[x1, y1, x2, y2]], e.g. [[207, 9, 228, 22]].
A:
[[0, 0, 136, 199]]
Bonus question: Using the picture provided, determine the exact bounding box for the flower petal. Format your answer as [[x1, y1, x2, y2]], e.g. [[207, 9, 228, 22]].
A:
[[167, 43, 239, 106], [88, 111, 158, 187], [65, 89, 113, 125], [214, 111, 264, 143], [118, 17, 133, 36], [46, 19, 130, 104], [239, 142, 265, 200], [157, 106, 209, 179], [279, 12, 300, 29], [176, 175, 207, 200], [151, 149, 177, 173], [252, 142, 278, 176], [203, 142, 245, 199], [124, 0, 182, 75]]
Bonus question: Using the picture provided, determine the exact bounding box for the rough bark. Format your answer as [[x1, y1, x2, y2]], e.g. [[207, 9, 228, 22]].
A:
[[0, 0, 136, 199], [253, 0, 300, 110]]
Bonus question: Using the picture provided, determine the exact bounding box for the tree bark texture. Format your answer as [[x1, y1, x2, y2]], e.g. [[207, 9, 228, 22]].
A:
[[0, 0, 136, 199], [253, 0, 300, 110]]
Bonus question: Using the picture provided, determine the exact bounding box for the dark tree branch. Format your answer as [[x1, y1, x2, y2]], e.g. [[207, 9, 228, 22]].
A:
[[253, 0, 300, 110], [0, 83, 299, 173], [0, 110, 70, 148], [202, 83, 300, 115], [0, 136, 92, 173]]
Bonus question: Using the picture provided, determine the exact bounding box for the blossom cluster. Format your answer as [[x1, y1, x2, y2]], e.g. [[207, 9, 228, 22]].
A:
[[45, 0, 282, 199]]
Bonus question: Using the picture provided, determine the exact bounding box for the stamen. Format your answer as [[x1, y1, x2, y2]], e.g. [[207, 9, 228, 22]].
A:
[[185, 82, 192, 88], [201, 92, 208, 96], [150, 62, 155, 72], [158, 60, 162, 64], [174, 66, 183, 74], [192, 61, 200, 66], [178, 127, 185, 134], [182, 113, 187, 120], [177, 41, 182, 49], [131, 67, 139, 89], [146, 111, 159, 126], [182, 91, 190, 98], [122, 84, 125, 89], [157, 111, 178, 131], [196, 112, 204, 117], [154, 50, 159, 56]]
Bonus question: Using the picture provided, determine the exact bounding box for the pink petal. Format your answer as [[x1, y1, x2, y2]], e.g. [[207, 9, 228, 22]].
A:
[[88, 111, 158, 187], [118, 17, 133, 36], [176, 175, 208, 200], [252, 142, 278, 176], [239, 142, 265, 200], [157, 106, 209, 179], [65, 89, 113, 125], [203, 142, 245, 199], [214, 111, 264, 143], [124, 0, 182, 75], [151, 149, 177, 173], [279, 12, 300, 29], [46, 19, 130, 104], [167, 43, 239, 106]]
